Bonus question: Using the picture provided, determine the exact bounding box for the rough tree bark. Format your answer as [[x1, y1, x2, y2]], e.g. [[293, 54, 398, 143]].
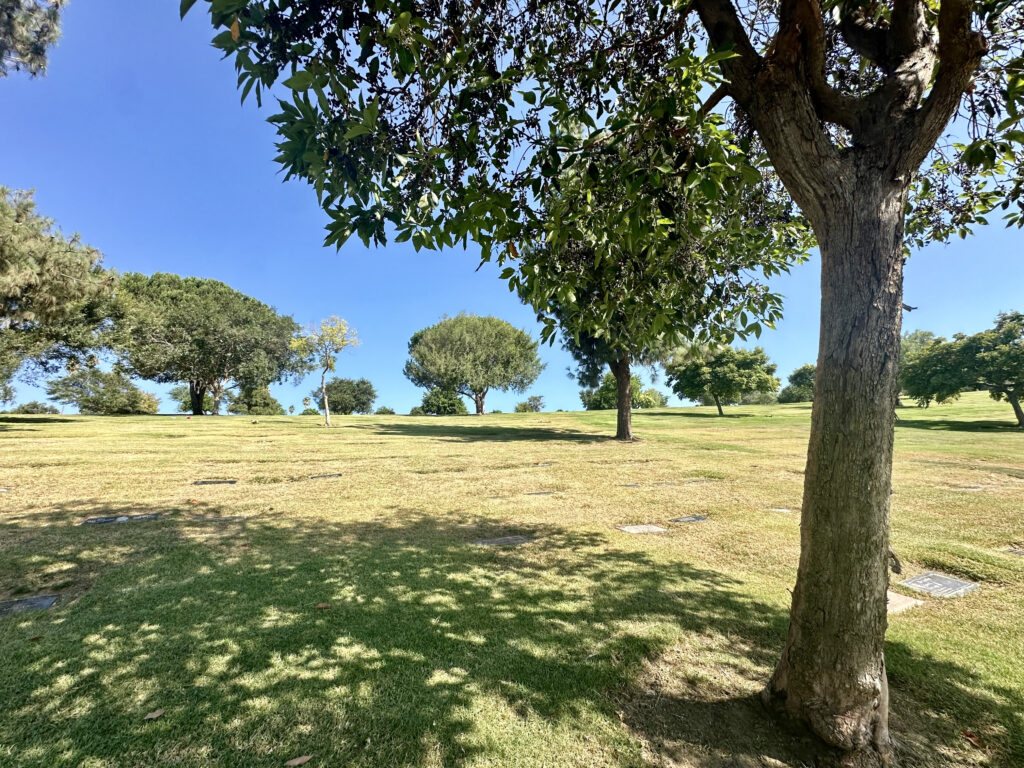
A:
[[689, 1, 986, 764], [764, 166, 908, 767], [188, 381, 206, 416], [610, 357, 633, 440]]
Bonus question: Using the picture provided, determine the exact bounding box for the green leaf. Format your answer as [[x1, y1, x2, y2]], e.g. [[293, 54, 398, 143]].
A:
[[179, 0, 199, 19], [283, 71, 315, 91]]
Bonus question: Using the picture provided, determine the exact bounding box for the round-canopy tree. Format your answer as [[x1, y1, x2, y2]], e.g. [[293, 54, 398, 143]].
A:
[[903, 312, 1024, 425], [666, 345, 779, 415], [778, 364, 815, 403], [403, 314, 544, 415], [187, 0, 1024, 762], [112, 272, 302, 415], [314, 377, 376, 416], [45, 368, 159, 415]]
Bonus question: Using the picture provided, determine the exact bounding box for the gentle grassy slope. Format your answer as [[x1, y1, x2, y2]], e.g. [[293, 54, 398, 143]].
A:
[[0, 392, 1021, 768]]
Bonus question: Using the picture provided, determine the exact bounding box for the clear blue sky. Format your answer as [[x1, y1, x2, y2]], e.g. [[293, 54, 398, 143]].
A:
[[3, 2, 1020, 414]]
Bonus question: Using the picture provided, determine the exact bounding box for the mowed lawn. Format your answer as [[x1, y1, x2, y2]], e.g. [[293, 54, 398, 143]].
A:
[[1, 393, 1021, 768]]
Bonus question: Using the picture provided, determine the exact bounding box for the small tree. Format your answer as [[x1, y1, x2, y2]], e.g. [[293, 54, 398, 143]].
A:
[[778, 364, 816, 404], [288, 405, 295, 415], [666, 347, 779, 416], [228, 385, 286, 415], [635, 388, 670, 409], [514, 395, 544, 413], [314, 377, 375, 416], [404, 314, 543, 414], [46, 369, 159, 415], [580, 372, 651, 411], [903, 313, 1024, 426], [290, 316, 359, 427], [374, 406, 395, 415], [420, 388, 468, 416]]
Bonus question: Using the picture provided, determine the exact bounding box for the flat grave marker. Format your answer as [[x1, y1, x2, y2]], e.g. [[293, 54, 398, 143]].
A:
[[769, 507, 794, 514], [618, 524, 666, 534], [669, 515, 708, 523], [1007, 548, 1024, 557], [533, 462, 551, 467], [0, 595, 57, 618], [191, 515, 248, 523], [474, 535, 533, 547], [901, 572, 979, 598], [525, 491, 553, 496], [81, 513, 162, 526], [194, 479, 237, 485], [886, 591, 922, 614], [684, 477, 715, 484], [620, 484, 641, 488], [309, 473, 343, 479]]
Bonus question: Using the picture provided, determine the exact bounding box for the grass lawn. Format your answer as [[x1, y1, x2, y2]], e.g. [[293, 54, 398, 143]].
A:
[[1, 391, 1021, 767]]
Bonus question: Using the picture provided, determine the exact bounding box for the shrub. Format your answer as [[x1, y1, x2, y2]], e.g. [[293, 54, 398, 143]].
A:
[[409, 406, 425, 416], [421, 388, 468, 415], [514, 395, 544, 412], [375, 406, 395, 415], [300, 408, 320, 415], [11, 401, 59, 414]]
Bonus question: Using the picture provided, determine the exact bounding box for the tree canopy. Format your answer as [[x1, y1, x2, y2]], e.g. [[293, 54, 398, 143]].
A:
[[1, 1, 63, 77], [514, 395, 544, 413], [580, 372, 668, 411], [903, 312, 1024, 425], [404, 314, 543, 414], [45, 368, 159, 415], [314, 377, 376, 415], [778, 364, 815, 403], [228, 384, 286, 415], [0, 188, 115, 402], [666, 346, 778, 416], [112, 272, 302, 415]]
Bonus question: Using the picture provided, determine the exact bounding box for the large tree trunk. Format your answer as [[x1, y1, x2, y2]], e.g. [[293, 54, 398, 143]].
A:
[[1006, 391, 1024, 427], [610, 358, 632, 441], [764, 168, 907, 767], [188, 381, 206, 416], [712, 393, 724, 417], [472, 390, 486, 415]]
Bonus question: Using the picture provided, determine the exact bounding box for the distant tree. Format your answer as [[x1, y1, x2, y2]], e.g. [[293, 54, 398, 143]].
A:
[[314, 377, 375, 416], [0, 0, 63, 77], [290, 316, 359, 427], [420, 387, 467, 416], [490, 409, 502, 414], [742, 391, 779, 406], [374, 406, 395, 415], [46, 369, 159, 415], [10, 400, 57, 414], [514, 395, 544, 413], [903, 313, 1024, 426], [580, 372, 652, 411], [228, 385, 285, 415], [899, 330, 943, 398], [404, 314, 543, 415], [408, 406, 425, 417], [302, 397, 311, 409], [635, 388, 670, 409], [288, 404, 295, 414], [112, 273, 301, 415], [778, 364, 816, 404], [300, 407, 319, 416], [666, 347, 779, 416], [1, 188, 115, 402]]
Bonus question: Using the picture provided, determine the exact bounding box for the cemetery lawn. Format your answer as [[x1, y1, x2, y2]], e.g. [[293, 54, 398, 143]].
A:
[[1, 392, 1022, 768]]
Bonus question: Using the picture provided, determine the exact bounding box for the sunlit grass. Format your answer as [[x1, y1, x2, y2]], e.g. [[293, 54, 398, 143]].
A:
[[0, 393, 1021, 767]]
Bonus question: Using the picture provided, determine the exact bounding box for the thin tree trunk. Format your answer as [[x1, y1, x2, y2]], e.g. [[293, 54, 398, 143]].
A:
[[1007, 391, 1024, 427], [188, 381, 206, 416], [712, 394, 724, 417], [611, 358, 632, 441], [764, 170, 907, 767], [321, 368, 331, 427]]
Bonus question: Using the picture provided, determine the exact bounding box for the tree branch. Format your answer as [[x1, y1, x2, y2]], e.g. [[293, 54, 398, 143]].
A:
[[692, 0, 762, 108], [895, 0, 987, 177]]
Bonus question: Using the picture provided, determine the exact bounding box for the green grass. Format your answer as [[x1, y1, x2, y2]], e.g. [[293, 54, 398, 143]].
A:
[[0, 392, 1021, 767]]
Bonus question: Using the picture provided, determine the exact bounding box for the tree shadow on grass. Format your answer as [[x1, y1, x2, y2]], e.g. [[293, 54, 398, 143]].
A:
[[895, 418, 1022, 433], [0, 508, 1020, 767], [349, 420, 609, 443], [634, 411, 758, 419]]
